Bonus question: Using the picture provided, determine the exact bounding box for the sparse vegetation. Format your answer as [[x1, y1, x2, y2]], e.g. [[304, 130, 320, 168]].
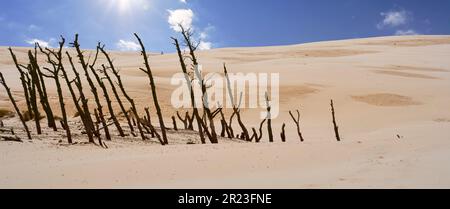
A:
[[0, 29, 345, 146]]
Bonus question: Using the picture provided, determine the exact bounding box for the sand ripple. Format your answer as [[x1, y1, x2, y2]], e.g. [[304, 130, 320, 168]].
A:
[[352, 93, 420, 107]]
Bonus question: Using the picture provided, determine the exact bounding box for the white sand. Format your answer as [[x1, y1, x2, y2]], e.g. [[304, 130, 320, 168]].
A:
[[1, 35, 450, 188]]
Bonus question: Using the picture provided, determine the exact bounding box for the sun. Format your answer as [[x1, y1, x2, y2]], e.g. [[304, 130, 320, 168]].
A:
[[104, 0, 150, 15], [116, 0, 132, 13]]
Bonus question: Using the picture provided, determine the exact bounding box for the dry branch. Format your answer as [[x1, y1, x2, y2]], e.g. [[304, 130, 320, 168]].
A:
[[172, 37, 206, 144], [135, 33, 168, 145], [330, 100, 341, 142], [99, 47, 136, 137], [39, 36, 72, 143], [289, 109, 305, 142], [0, 72, 31, 140]]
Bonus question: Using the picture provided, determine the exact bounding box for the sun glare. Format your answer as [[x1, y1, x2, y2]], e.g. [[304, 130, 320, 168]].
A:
[[104, 0, 150, 15]]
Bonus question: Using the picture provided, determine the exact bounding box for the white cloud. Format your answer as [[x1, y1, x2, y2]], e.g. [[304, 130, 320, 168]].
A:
[[116, 40, 140, 51], [395, 29, 420, 36], [377, 10, 409, 29], [168, 8, 215, 50], [167, 9, 194, 32], [199, 32, 208, 39], [25, 39, 51, 48], [180, 0, 187, 3], [198, 41, 212, 50]]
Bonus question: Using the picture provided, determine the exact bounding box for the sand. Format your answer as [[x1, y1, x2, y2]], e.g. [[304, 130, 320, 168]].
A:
[[1, 35, 450, 188]]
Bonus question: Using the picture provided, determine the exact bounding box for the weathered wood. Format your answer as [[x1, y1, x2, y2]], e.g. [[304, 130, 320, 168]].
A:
[[1, 134, 22, 142], [330, 100, 341, 142], [172, 37, 206, 144], [94, 63, 125, 137], [224, 64, 250, 141], [8, 48, 33, 118], [178, 25, 218, 144], [71, 35, 110, 143], [171, 116, 178, 131], [23, 71, 41, 134], [0, 72, 31, 140], [135, 33, 168, 145], [28, 50, 57, 131], [99, 47, 136, 137], [289, 109, 305, 142], [280, 123, 286, 142], [265, 93, 273, 142], [39, 37, 72, 144], [65, 51, 97, 143]]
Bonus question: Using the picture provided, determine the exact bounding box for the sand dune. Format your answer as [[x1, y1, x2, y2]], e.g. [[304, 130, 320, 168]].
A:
[[351, 93, 420, 107], [1, 35, 450, 188]]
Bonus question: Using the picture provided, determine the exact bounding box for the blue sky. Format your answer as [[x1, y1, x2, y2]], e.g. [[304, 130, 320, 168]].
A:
[[1, 0, 449, 52]]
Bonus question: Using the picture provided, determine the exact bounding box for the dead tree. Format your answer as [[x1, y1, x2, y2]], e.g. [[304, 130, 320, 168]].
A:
[[177, 25, 219, 144], [176, 111, 189, 130], [265, 93, 274, 142], [71, 35, 111, 141], [330, 100, 341, 142], [107, 54, 147, 142], [217, 108, 232, 138], [172, 37, 206, 144], [0, 72, 31, 140], [23, 68, 41, 134], [8, 48, 33, 118], [144, 107, 157, 139], [99, 47, 136, 136], [253, 118, 267, 143], [28, 50, 57, 131], [66, 52, 97, 143], [39, 37, 72, 144], [289, 109, 305, 142], [93, 63, 125, 137], [224, 64, 249, 141], [280, 123, 286, 142], [171, 116, 178, 131], [135, 33, 168, 145]]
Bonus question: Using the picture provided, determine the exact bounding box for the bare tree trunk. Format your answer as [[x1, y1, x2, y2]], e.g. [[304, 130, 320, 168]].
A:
[[289, 109, 305, 142], [177, 26, 218, 144], [71, 35, 111, 142], [255, 119, 266, 143], [107, 57, 147, 142], [66, 52, 97, 143], [280, 123, 286, 142], [172, 37, 206, 144], [144, 108, 157, 139], [135, 33, 168, 145], [217, 108, 231, 138], [171, 116, 178, 131], [8, 48, 33, 118], [223, 64, 250, 141], [330, 100, 341, 142], [265, 93, 273, 142], [38, 37, 72, 144], [24, 71, 41, 134], [176, 111, 188, 129], [99, 47, 136, 136], [0, 72, 31, 140], [94, 64, 125, 137], [28, 50, 57, 131]]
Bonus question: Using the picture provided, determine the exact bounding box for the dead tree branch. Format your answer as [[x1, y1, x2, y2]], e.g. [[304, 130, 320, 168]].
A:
[[289, 109, 305, 142], [0, 72, 31, 140], [135, 33, 168, 145], [330, 100, 341, 142]]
